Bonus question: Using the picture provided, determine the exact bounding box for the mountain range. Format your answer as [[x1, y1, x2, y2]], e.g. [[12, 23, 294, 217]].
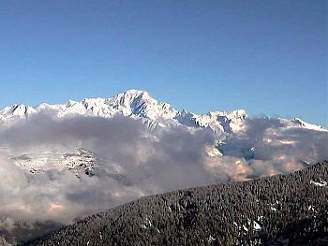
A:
[[1, 89, 326, 133], [0, 89, 326, 178]]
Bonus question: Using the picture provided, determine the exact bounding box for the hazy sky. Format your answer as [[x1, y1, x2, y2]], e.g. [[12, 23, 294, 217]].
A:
[[0, 0, 327, 125]]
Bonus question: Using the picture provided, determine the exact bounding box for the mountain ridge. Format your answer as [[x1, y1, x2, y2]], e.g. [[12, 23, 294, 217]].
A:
[[0, 89, 326, 133]]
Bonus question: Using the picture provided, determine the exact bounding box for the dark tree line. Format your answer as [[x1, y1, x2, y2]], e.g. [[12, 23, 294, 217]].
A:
[[25, 161, 328, 246]]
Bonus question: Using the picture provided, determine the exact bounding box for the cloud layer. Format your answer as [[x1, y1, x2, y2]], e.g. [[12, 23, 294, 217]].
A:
[[0, 115, 327, 241]]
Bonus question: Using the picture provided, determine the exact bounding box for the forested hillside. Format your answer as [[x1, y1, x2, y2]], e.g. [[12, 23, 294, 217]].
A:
[[27, 161, 328, 246]]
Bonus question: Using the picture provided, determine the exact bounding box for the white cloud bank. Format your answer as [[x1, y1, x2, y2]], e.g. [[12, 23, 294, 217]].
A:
[[0, 115, 327, 241]]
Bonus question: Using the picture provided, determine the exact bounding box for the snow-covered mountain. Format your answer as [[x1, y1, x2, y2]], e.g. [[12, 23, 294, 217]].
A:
[[11, 148, 96, 177], [0, 90, 175, 120], [3, 89, 324, 134], [0, 89, 326, 177], [0, 89, 249, 134]]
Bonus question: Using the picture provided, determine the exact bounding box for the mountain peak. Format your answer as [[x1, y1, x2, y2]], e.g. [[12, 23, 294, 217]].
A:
[[123, 89, 150, 97], [106, 89, 177, 120], [0, 104, 35, 120], [112, 89, 154, 106], [292, 118, 327, 132]]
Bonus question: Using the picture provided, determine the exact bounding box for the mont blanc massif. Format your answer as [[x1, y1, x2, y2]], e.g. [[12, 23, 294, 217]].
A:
[[0, 90, 327, 245]]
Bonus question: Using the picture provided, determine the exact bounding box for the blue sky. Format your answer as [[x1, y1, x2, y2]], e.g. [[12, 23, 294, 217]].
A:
[[0, 0, 327, 125]]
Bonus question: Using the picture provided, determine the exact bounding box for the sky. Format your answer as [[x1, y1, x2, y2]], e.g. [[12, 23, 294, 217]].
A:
[[0, 0, 327, 125]]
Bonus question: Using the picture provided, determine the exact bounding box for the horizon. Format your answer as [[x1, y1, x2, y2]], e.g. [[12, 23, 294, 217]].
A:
[[0, 0, 327, 126]]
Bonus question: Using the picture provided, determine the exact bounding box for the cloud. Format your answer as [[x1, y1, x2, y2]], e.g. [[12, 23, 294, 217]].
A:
[[0, 115, 326, 241]]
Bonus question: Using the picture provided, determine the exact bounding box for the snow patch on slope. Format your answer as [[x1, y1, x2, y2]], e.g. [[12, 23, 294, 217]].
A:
[[11, 148, 96, 177]]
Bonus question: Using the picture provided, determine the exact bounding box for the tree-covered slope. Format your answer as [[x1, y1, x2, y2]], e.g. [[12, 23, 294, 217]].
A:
[[27, 161, 328, 246]]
